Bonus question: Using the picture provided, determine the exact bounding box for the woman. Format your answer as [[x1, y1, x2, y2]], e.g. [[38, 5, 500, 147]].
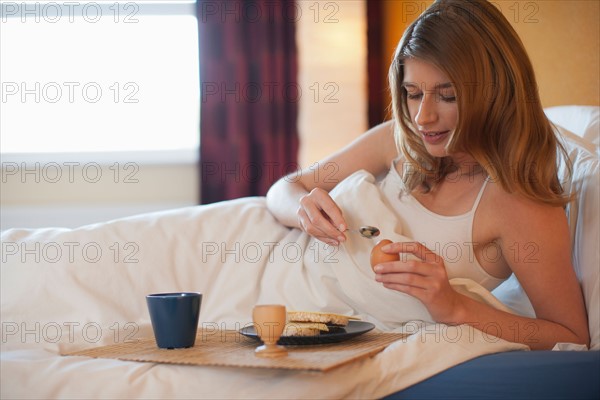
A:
[[266, 0, 590, 350]]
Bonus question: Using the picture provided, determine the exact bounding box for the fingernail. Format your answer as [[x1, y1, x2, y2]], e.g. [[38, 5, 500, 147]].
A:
[[337, 235, 345, 242], [381, 244, 391, 251], [338, 224, 346, 232], [374, 265, 382, 272]]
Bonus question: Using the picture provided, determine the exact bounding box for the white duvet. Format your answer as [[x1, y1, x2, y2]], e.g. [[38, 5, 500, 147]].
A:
[[1, 170, 528, 399]]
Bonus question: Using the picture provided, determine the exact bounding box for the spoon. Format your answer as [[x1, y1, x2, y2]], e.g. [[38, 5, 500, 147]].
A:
[[346, 226, 380, 239]]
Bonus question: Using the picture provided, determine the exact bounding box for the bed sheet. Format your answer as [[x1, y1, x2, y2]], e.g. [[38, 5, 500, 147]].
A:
[[1, 171, 527, 399]]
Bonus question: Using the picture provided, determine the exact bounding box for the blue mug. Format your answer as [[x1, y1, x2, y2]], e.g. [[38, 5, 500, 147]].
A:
[[146, 292, 202, 349]]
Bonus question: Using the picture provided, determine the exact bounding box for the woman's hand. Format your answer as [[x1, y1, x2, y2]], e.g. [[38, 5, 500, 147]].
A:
[[297, 188, 347, 246], [373, 241, 465, 323]]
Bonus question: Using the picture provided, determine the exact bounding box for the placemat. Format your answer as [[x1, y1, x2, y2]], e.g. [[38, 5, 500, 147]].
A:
[[64, 330, 408, 372]]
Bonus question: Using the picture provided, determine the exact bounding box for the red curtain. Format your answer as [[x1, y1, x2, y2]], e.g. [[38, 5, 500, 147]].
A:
[[197, 0, 299, 204], [367, 0, 387, 128]]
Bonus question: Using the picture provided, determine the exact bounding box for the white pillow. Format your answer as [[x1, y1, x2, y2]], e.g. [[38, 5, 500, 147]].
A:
[[545, 105, 600, 149]]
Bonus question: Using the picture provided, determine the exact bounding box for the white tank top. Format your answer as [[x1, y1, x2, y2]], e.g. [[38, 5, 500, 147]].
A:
[[379, 160, 506, 291]]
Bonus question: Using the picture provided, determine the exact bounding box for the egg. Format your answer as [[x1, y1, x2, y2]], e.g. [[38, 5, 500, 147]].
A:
[[370, 239, 400, 271]]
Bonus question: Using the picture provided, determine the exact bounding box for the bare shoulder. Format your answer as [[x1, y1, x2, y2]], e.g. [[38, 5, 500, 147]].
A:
[[483, 180, 571, 269], [322, 120, 398, 177], [361, 120, 397, 166], [295, 120, 398, 192], [485, 181, 567, 231]]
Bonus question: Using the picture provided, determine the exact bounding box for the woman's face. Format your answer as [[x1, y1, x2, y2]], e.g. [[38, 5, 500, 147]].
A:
[[402, 58, 458, 158]]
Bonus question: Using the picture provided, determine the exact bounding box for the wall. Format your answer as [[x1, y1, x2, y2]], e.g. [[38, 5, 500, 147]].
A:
[[1, 156, 198, 230], [381, 0, 600, 108], [511, 0, 599, 106], [296, 0, 368, 167]]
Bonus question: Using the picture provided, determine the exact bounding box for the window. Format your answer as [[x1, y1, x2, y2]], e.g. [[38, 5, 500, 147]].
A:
[[0, 1, 199, 162]]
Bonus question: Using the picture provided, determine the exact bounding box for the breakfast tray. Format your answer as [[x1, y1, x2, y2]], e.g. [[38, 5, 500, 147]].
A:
[[64, 329, 409, 372]]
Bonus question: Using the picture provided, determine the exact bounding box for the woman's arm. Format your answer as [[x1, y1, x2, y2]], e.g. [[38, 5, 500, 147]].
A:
[[266, 120, 397, 245], [375, 193, 590, 350], [485, 192, 589, 348]]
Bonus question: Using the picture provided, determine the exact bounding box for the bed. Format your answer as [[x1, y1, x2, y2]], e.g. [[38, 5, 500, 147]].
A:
[[1, 105, 598, 399]]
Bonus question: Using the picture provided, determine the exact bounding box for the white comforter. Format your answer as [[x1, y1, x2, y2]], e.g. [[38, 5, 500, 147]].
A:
[[1, 171, 529, 399]]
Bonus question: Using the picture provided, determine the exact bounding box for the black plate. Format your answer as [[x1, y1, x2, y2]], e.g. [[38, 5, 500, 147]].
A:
[[240, 321, 375, 345]]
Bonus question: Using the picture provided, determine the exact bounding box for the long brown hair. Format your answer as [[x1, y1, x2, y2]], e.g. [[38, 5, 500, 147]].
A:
[[389, 0, 570, 205]]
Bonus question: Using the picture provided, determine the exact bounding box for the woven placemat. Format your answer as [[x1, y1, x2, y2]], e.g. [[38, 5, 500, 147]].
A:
[[64, 330, 408, 372]]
